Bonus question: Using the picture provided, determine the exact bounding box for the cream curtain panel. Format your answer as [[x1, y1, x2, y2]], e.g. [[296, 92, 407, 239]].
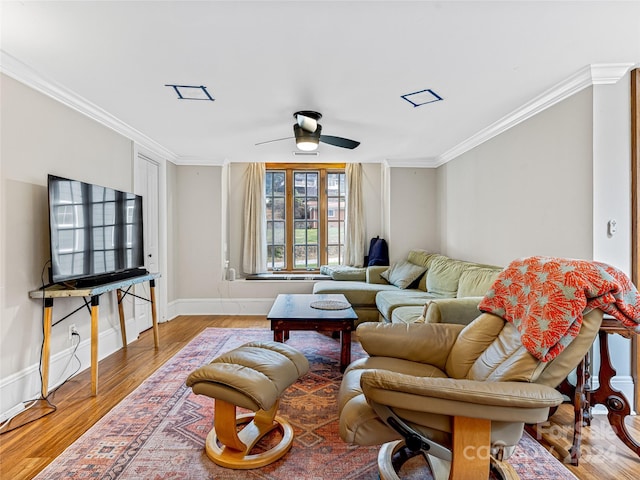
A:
[[242, 163, 267, 274], [343, 163, 366, 267]]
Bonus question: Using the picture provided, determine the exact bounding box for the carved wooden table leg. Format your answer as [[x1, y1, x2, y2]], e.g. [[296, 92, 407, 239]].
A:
[[588, 330, 640, 458], [567, 357, 588, 465], [552, 359, 589, 465]]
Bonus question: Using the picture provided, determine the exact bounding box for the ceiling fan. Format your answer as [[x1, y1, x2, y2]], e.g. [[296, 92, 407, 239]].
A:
[[256, 111, 360, 151]]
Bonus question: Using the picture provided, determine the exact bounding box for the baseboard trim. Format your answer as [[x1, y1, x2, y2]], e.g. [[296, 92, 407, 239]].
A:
[[0, 318, 138, 423], [169, 298, 274, 317]]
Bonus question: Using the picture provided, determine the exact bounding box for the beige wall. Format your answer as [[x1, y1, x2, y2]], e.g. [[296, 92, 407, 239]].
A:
[[386, 167, 438, 263], [437, 88, 594, 266], [173, 165, 223, 298], [0, 74, 134, 413], [436, 79, 633, 395]]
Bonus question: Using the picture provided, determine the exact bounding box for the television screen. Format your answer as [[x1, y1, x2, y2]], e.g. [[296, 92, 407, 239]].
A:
[[48, 175, 145, 286]]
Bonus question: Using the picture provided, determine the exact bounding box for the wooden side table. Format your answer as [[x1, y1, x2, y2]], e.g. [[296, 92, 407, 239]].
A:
[[29, 273, 161, 397], [556, 317, 640, 465]]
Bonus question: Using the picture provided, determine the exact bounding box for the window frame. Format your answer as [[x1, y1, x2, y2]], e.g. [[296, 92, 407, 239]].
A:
[[266, 163, 345, 272]]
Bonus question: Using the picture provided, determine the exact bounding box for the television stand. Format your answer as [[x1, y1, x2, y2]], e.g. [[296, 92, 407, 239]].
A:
[[29, 272, 161, 397]]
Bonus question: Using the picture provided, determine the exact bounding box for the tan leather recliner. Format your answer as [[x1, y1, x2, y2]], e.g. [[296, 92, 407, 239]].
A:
[[339, 308, 603, 480]]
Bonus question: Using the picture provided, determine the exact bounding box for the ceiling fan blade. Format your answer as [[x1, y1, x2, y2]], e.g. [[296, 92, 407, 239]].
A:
[[255, 136, 294, 146], [319, 135, 360, 149]]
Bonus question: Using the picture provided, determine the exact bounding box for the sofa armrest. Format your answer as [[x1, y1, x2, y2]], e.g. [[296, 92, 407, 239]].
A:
[[366, 266, 390, 284], [356, 322, 464, 371], [361, 370, 564, 423], [424, 297, 483, 325]]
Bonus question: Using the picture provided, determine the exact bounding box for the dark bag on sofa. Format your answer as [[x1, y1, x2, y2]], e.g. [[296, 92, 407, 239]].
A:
[[366, 236, 389, 266]]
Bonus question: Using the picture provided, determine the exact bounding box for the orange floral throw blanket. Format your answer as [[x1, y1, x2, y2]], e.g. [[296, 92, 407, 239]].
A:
[[479, 256, 640, 362]]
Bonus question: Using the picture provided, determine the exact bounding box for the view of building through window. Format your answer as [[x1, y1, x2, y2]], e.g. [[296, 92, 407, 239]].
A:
[[266, 166, 345, 271]]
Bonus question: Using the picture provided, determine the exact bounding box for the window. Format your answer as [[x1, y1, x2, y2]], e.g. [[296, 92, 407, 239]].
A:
[[266, 164, 345, 271]]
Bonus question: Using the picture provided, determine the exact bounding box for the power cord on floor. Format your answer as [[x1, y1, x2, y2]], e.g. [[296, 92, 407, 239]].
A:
[[0, 261, 82, 434]]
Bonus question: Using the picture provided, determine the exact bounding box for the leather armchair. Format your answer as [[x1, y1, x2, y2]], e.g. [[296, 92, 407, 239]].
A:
[[339, 309, 603, 480]]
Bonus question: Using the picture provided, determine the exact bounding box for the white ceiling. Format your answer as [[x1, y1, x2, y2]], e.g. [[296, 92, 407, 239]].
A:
[[2, 1, 640, 165]]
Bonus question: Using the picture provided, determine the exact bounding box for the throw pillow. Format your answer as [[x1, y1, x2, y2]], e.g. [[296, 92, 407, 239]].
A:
[[380, 260, 427, 289]]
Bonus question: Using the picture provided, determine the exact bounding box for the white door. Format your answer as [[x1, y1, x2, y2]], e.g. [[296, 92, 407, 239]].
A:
[[135, 154, 160, 333]]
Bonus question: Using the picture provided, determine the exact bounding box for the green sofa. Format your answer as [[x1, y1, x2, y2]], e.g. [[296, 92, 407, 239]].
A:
[[312, 250, 502, 325]]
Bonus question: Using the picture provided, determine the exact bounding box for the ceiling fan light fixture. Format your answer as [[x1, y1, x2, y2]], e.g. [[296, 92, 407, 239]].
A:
[[294, 124, 320, 151], [296, 140, 319, 151]]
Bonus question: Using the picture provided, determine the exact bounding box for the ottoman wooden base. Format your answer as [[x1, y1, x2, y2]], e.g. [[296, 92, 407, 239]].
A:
[[206, 400, 293, 469], [186, 341, 309, 470]]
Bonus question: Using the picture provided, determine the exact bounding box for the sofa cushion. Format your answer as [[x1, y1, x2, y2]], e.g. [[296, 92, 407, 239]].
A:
[[406, 250, 441, 268], [390, 306, 425, 324], [319, 265, 367, 281], [456, 267, 502, 298], [380, 260, 427, 289], [313, 280, 397, 308], [426, 256, 474, 297], [366, 265, 389, 285], [391, 297, 484, 325], [407, 252, 445, 291], [376, 290, 442, 321]]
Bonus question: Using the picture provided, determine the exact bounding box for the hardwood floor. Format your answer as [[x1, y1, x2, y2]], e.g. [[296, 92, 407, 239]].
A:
[[1, 315, 639, 479]]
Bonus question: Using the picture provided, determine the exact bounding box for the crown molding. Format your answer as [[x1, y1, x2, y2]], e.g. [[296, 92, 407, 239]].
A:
[[0, 50, 179, 163], [2, 53, 634, 170], [435, 63, 636, 167], [173, 156, 227, 166], [384, 157, 439, 168]]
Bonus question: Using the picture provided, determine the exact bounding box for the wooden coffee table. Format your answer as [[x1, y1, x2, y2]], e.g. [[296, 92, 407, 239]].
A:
[[267, 294, 358, 372]]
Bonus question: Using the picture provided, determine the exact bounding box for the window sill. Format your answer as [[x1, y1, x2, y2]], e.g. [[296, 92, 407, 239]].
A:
[[245, 273, 330, 281]]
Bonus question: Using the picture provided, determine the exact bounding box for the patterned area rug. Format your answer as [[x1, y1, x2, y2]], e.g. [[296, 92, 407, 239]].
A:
[[34, 328, 578, 479]]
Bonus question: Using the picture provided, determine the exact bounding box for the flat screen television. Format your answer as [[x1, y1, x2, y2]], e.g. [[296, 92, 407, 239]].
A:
[[47, 174, 146, 287]]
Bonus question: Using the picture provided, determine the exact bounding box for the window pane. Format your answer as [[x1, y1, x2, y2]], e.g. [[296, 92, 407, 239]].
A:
[[307, 197, 318, 221], [307, 222, 318, 245], [274, 221, 285, 244], [273, 172, 285, 195], [307, 246, 318, 269], [267, 245, 274, 267], [265, 170, 287, 271], [294, 245, 306, 268], [273, 197, 285, 220], [266, 222, 273, 243], [326, 171, 345, 268], [266, 172, 273, 196], [266, 199, 273, 220], [275, 245, 285, 270], [294, 197, 306, 220], [328, 221, 340, 244], [294, 221, 306, 244], [307, 173, 318, 194], [294, 172, 305, 195], [327, 245, 341, 266]]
